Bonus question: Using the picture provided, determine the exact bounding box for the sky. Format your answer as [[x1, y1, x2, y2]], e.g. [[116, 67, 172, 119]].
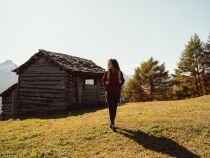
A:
[[0, 0, 210, 75]]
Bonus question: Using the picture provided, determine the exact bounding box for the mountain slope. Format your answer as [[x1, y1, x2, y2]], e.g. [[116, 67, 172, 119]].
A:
[[0, 95, 209, 158], [0, 60, 18, 112], [0, 60, 18, 93], [0, 60, 17, 71]]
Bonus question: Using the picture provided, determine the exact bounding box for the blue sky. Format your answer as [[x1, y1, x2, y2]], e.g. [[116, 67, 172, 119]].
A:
[[0, 0, 209, 75]]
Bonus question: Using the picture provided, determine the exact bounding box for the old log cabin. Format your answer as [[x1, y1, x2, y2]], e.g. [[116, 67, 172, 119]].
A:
[[0, 49, 106, 118], [0, 83, 18, 118]]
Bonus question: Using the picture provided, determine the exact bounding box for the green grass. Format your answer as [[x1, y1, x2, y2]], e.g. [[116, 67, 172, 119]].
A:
[[0, 96, 210, 158]]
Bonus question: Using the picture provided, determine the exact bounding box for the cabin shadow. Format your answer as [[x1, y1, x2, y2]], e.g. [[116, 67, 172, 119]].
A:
[[1, 105, 107, 120], [116, 128, 200, 158]]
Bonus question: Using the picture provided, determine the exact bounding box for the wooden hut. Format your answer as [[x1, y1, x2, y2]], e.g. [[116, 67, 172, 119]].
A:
[[0, 49, 106, 117], [0, 83, 18, 118]]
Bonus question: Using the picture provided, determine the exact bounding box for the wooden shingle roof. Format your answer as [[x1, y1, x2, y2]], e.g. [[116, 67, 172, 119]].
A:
[[0, 83, 17, 97], [13, 49, 105, 74]]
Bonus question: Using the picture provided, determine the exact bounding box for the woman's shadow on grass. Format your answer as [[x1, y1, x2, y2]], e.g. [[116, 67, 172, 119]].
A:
[[116, 128, 200, 158]]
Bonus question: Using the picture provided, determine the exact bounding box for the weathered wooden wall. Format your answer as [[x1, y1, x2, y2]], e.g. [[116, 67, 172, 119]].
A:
[[1, 85, 18, 118], [98, 79, 106, 104], [83, 84, 98, 105], [66, 74, 106, 108], [18, 57, 68, 113], [66, 73, 78, 108], [66, 73, 86, 108], [2, 92, 13, 118]]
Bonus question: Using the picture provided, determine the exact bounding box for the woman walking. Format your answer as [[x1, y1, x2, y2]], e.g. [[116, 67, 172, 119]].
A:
[[102, 59, 125, 132]]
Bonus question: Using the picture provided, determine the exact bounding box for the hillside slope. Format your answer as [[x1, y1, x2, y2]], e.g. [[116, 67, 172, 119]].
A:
[[0, 96, 210, 158]]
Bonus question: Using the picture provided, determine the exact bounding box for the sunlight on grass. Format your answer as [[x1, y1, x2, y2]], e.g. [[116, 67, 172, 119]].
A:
[[0, 95, 210, 158]]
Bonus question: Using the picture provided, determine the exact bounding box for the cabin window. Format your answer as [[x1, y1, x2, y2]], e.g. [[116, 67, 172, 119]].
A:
[[85, 79, 95, 85]]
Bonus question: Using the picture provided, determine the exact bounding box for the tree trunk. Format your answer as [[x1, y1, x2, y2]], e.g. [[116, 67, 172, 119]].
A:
[[197, 72, 203, 96], [150, 80, 154, 101], [193, 72, 200, 96], [195, 51, 203, 95], [202, 69, 208, 95]]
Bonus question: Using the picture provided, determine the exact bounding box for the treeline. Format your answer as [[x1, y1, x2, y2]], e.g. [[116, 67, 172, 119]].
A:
[[124, 34, 210, 102]]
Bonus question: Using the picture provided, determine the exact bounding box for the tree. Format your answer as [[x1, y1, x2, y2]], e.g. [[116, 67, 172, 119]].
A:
[[124, 57, 169, 101], [124, 68, 147, 102], [176, 34, 205, 97], [203, 34, 210, 94], [124, 78, 146, 102], [138, 57, 169, 101], [173, 69, 196, 98]]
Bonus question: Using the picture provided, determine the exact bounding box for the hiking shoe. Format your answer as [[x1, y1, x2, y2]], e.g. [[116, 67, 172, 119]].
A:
[[110, 124, 116, 132], [112, 126, 116, 132]]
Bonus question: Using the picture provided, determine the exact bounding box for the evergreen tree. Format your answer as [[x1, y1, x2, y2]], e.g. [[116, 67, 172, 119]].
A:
[[203, 34, 210, 94], [173, 69, 195, 98], [124, 78, 145, 102], [177, 34, 205, 96], [138, 57, 169, 100], [124, 68, 147, 102], [124, 57, 169, 101]]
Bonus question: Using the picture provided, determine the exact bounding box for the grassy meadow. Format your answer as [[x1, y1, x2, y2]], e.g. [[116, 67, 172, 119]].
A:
[[0, 95, 210, 158]]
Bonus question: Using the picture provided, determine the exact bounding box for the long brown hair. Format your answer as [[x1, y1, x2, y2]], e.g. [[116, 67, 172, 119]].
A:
[[108, 59, 121, 71]]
